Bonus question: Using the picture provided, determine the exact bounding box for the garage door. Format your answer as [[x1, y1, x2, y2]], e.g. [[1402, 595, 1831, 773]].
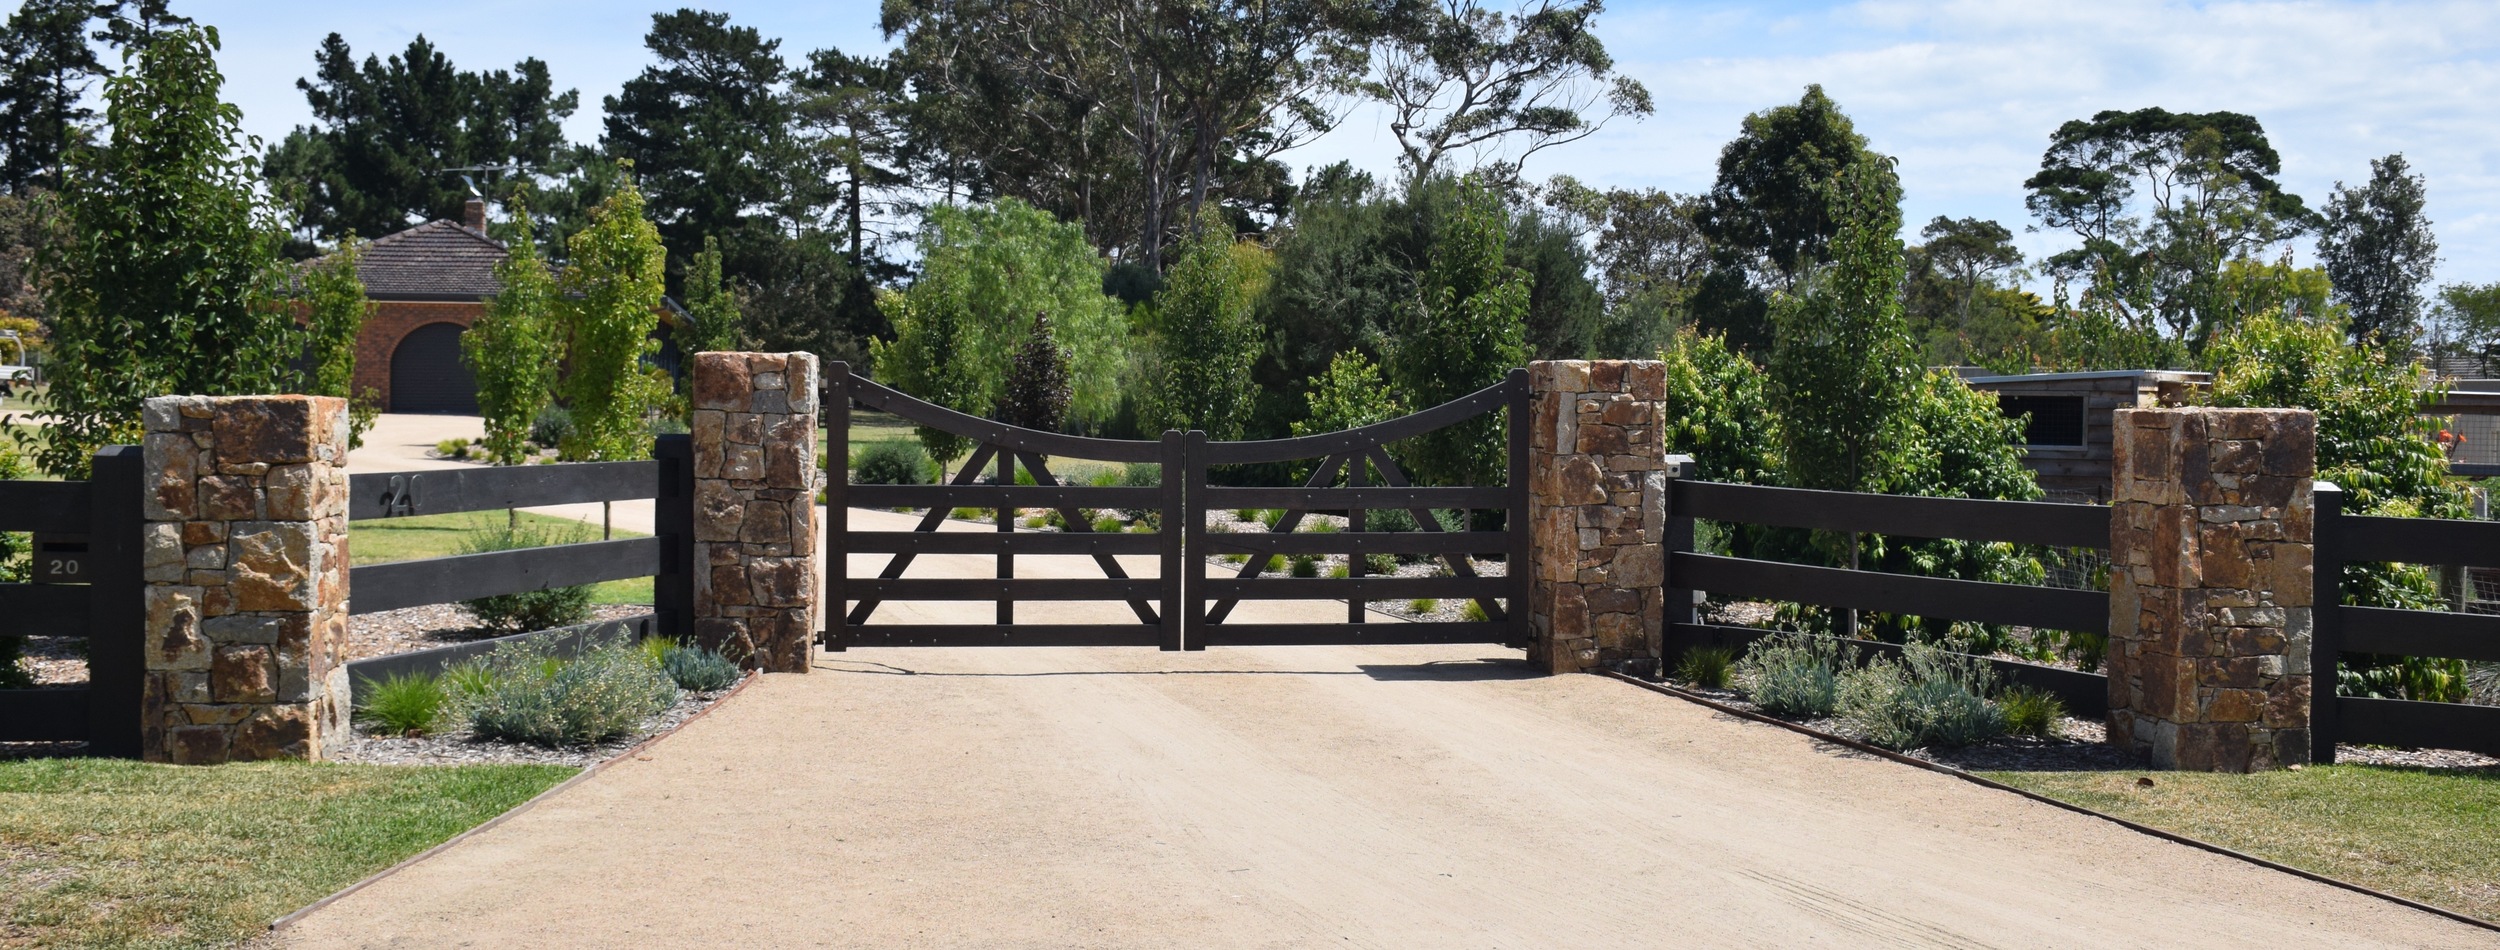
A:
[[390, 322, 479, 413]]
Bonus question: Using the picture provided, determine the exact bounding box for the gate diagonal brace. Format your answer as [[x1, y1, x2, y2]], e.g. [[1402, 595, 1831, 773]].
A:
[[846, 442, 999, 625], [1014, 450, 1159, 625], [1203, 453, 1349, 625], [1366, 446, 1506, 622]]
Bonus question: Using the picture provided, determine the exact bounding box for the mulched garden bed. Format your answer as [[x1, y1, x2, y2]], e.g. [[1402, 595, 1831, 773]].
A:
[[1666, 680, 2500, 772], [326, 684, 741, 768]]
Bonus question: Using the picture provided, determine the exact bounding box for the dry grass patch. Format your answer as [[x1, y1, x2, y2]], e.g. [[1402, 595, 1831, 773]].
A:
[[0, 758, 572, 949], [1985, 764, 2500, 923]]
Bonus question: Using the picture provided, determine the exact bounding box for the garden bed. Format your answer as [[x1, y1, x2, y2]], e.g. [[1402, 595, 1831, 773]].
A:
[[329, 683, 738, 768]]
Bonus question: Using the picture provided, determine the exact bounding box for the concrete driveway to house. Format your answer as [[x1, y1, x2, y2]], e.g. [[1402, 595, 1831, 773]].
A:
[[274, 642, 2492, 949]]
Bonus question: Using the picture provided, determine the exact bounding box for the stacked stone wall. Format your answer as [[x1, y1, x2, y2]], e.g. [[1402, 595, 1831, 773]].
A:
[[691, 352, 819, 672], [1526, 360, 1668, 675], [139, 396, 351, 763], [2108, 407, 2315, 771]]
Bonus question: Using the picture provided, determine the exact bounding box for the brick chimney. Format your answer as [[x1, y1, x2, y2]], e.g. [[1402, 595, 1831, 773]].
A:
[[463, 197, 486, 231]]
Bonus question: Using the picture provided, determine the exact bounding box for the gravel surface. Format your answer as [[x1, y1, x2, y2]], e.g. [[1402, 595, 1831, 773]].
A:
[[343, 603, 652, 663], [16, 634, 86, 687], [325, 686, 738, 768], [1666, 680, 2500, 771]]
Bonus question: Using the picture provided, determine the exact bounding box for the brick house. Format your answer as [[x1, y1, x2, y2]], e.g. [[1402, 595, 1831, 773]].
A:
[[320, 198, 685, 413]]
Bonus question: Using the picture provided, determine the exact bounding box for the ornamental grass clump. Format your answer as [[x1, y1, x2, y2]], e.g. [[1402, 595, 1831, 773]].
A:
[[1675, 647, 1736, 689], [1998, 685, 2067, 738], [1734, 633, 1854, 718], [457, 640, 678, 747], [1839, 642, 2005, 750], [355, 672, 450, 736]]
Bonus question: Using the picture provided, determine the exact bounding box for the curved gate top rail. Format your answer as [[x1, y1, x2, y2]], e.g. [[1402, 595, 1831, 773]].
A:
[[822, 362, 1530, 651]]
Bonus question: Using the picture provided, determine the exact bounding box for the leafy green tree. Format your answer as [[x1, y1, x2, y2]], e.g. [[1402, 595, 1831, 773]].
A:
[[302, 235, 373, 447], [1294, 350, 1404, 436], [1147, 209, 1268, 438], [1364, 0, 1653, 182], [30, 24, 298, 478], [1696, 85, 1884, 352], [1767, 158, 1915, 495], [995, 311, 1071, 433], [883, 0, 1380, 268], [0, 0, 105, 193], [600, 9, 797, 269], [263, 33, 578, 246], [554, 173, 671, 461], [2318, 153, 2438, 344], [1902, 216, 2045, 367], [2424, 281, 2500, 370], [1542, 177, 1710, 357], [869, 198, 1127, 460], [1389, 178, 1528, 487], [1658, 329, 1776, 486], [2204, 312, 2470, 700], [2023, 108, 2316, 344], [681, 235, 740, 356], [733, 228, 870, 362], [463, 192, 561, 465]]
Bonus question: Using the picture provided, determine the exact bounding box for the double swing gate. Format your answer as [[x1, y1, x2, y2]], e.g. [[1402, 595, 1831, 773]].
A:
[[823, 363, 1530, 651]]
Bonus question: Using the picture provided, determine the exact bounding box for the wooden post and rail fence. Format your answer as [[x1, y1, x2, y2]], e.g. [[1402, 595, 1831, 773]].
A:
[[0, 357, 2495, 772]]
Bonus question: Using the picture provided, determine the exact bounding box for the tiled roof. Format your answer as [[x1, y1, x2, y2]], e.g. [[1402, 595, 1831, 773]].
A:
[[320, 220, 508, 300]]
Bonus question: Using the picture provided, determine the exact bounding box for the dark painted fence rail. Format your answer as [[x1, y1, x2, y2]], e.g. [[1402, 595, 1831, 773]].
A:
[[1661, 479, 2114, 717], [343, 437, 694, 643], [2315, 484, 2500, 760], [0, 446, 143, 755]]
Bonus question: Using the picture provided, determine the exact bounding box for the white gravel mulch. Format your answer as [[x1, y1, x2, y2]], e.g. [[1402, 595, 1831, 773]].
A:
[[344, 603, 653, 664], [325, 685, 739, 768]]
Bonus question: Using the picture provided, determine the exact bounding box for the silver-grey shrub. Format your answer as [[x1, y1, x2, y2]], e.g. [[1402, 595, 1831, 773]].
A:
[[1838, 642, 2006, 750], [455, 640, 678, 747], [1734, 633, 1855, 718]]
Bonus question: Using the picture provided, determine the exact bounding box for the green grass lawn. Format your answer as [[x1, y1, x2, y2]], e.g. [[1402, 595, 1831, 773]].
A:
[[0, 758, 574, 949], [1986, 764, 2500, 923], [348, 510, 651, 605]]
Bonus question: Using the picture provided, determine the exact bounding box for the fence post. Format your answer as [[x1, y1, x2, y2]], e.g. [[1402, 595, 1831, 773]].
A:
[[1162, 430, 1190, 652], [654, 434, 694, 646], [1525, 360, 1669, 675], [2311, 482, 2343, 765], [139, 395, 352, 763], [688, 351, 820, 673], [1658, 453, 1698, 676], [2106, 406, 2317, 772], [823, 362, 851, 652], [85, 445, 144, 758]]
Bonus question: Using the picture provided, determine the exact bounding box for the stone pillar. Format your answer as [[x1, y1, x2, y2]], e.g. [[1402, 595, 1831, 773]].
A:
[[1526, 360, 1668, 675], [2108, 407, 2316, 772], [691, 352, 819, 673], [140, 396, 351, 763]]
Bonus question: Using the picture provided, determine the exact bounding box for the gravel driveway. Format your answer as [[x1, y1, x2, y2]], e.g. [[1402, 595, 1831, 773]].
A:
[[270, 644, 2491, 949]]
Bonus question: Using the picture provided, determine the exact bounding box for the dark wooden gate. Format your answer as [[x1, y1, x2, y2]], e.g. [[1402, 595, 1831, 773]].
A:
[[821, 363, 1528, 650]]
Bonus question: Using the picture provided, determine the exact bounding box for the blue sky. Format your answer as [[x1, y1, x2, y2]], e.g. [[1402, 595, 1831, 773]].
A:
[[188, 0, 2500, 290]]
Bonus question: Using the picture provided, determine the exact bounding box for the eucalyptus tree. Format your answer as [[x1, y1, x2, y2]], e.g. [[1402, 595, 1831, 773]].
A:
[[2023, 107, 2316, 344], [1362, 0, 1653, 183]]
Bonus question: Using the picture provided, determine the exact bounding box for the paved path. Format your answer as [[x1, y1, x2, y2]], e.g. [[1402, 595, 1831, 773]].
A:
[[275, 644, 2489, 949]]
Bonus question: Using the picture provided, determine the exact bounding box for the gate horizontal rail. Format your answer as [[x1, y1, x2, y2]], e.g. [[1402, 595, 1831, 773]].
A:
[[351, 536, 666, 615], [849, 485, 1157, 508], [1672, 552, 2109, 634]]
